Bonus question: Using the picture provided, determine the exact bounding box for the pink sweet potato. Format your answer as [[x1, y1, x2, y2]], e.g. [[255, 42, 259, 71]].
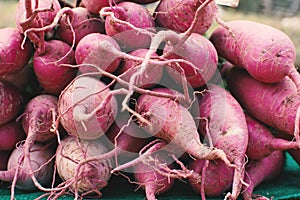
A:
[[15, 0, 61, 53], [0, 28, 33, 76], [274, 131, 300, 167], [164, 33, 218, 88], [135, 87, 232, 166], [210, 20, 300, 87], [22, 94, 58, 143], [0, 121, 26, 151], [105, 113, 150, 161], [55, 135, 113, 197], [81, 0, 113, 14], [189, 158, 234, 197], [245, 113, 300, 160], [1, 64, 34, 92], [242, 151, 285, 200], [33, 39, 77, 95], [197, 84, 249, 200], [56, 7, 105, 46], [103, 1, 155, 51], [15, 0, 61, 33], [0, 143, 56, 191], [133, 151, 175, 200], [226, 67, 300, 141], [58, 76, 118, 140], [20, 94, 59, 194], [75, 33, 121, 74], [0, 81, 23, 126], [154, 0, 216, 34], [118, 49, 163, 88]]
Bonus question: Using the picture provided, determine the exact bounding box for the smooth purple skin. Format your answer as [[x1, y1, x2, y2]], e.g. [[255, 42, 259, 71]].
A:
[[22, 94, 58, 143], [0, 28, 33, 76], [118, 49, 163, 88], [189, 159, 234, 197], [210, 20, 297, 84], [155, 0, 215, 34], [56, 7, 105, 46], [0, 81, 23, 126], [226, 67, 299, 137], [0, 121, 26, 151], [104, 2, 155, 51], [33, 40, 77, 95], [75, 33, 121, 73], [164, 33, 218, 88]]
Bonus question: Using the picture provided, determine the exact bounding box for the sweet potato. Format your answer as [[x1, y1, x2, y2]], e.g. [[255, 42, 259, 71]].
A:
[[242, 151, 285, 200], [197, 84, 248, 200], [33, 40, 77, 95], [226, 67, 300, 141], [210, 20, 300, 88], [56, 7, 105, 46], [164, 33, 218, 88], [105, 113, 150, 162], [154, 0, 216, 34], [102, 1, 155, 51], [75, 33, 121, 74], [135, 87, 232, 166], [117, 49, 163, 88], [0, 121, 26, 151], [22, 94, 58, 143], [189, 158, 234, 197], [133, 151, 175, 200], [0, 28, 33, 76], [58, 76, 118, 140], [0, 143, 56, 191], [245, 113, 300, 160], [0, 81, 23, 126], [15, 0, 61, 53], [55, 135, 113, 197]]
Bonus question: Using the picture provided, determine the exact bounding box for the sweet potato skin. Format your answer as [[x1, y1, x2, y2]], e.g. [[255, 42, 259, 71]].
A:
[[0, 28, 33, 76], [189, 159, 234, 197], [164, 33, 218, 88], [226, 67, 300, 136], [155, 0, 215, 34], [58, 76, 118, 140], [242, 151, 285, 200], [210, 20, 297, 84], [0, 81, 23, 126], [197, 84, 248, 200]]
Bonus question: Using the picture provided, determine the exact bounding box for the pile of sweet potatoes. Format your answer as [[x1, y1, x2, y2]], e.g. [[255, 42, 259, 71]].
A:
[[0, 0, 299, 199]]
